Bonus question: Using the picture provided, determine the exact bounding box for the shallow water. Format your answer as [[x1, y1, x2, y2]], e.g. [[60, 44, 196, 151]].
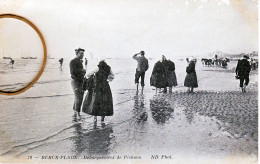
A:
[[0, 58, 258, 162]]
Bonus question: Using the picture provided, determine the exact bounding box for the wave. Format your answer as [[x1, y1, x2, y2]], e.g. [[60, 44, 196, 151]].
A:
[[6, 93, 73, 100], [1, 95, 145, 157], [0, 122, 82, 157], [0, 79, 71, 90]]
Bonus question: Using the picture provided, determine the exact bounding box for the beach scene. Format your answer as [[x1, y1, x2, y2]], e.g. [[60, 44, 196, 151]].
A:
[[0, 56, 258, 163], [0, 0, 258, 163]]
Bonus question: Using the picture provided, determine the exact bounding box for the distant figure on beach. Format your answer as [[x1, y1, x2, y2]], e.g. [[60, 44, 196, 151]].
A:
[[184, 57, 198, 93], [84, 58, 88, 70], [133, 51, 149, 94], [9, 58, 14, 67], [59, 58, 64, 67], [221, 58, 227, 68], [236, 55, 251, 93], [82, 60, 114, 122], [186, 58, 189, 64], [250, 58, 257, 70], [70, 48, 86, 118], [150, 56, 167, 93], [162, 55, 177, 93]]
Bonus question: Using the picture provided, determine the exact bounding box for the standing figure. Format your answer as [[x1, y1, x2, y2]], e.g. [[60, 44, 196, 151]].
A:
[[236, 55, 251, 93], [150, 56, 167, 93], [250, 58, 257, 70], [59, 58, 64, 67], [84, 58, 88, 70], [162, 56, 178, 93], [222, 59, 227, 68], [186, 58, 189, 63], [184, 57, 198, 93], [133, 51, 149, 94], [82, 60, 114, 122], [70, 48, 86, 118], [252, 59, 257, 70], [9, 58, 15, 68]]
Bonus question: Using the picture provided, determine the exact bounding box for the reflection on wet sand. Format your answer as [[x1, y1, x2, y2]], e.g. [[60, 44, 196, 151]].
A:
[[150, 95, 174, 124], [133, 94, 148, 123], [183, 105, 195, 124], [71, 114, 114, 156]]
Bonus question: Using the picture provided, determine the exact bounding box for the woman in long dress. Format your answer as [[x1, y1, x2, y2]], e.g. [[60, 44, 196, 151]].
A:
[[184, 57, 198, 93], [150, 56, 167, 93], [82, 60, 114, 122], [162, 56, 178, 93]]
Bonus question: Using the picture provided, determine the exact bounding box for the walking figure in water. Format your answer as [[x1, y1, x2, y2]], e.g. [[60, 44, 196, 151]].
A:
[[9, 58, 14, 68], [69, 48, 86, 118], [59, 58, 64, 68], [133, 51, 149, 94]]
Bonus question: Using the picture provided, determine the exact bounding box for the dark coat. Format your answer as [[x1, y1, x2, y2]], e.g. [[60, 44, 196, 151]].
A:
[[150, 61, 167, 88], [184, 61, 198, 88], [82, 61, 113, 116], [162, 60, 177, 87], [186, 61, 196, 74], [70, 58, 85, 83], [236, 59, 251, 78], [163, 60, 175, 71]]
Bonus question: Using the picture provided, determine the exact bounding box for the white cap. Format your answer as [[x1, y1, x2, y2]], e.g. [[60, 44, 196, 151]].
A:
[[97, 57, 105, 63]]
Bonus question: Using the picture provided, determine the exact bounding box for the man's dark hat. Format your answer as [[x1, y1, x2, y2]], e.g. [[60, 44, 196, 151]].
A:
[[75, 48, 85, 53], [243, 55, 249, 59]]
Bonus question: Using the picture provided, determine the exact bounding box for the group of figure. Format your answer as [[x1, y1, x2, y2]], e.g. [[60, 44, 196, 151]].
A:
[[69, 49, 199, 122], [69, 48, 255, 122], [250, 58, 258, 70], [132, 52, 198, 94], [70, 48, 114, 122], [150, 55, 177, 93], [201, 58, 229, 68]]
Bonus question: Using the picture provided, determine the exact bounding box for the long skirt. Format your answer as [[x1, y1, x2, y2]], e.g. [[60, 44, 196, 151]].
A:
[[82, 81, 113, 116], [165, 70, 177, 87], [184, 72, 198, 88], [150, 72, 167, 88], [71, 80, 84, 112]]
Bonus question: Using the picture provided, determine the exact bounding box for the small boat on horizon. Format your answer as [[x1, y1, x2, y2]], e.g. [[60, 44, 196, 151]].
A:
[[3, 57, 12, 59]]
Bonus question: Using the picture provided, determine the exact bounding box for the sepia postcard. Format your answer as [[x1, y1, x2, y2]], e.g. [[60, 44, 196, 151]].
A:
[[0, 0, 258, 163]]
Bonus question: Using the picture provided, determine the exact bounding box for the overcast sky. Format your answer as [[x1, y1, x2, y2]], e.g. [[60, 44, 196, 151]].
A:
[[0, 0, 258, 60]]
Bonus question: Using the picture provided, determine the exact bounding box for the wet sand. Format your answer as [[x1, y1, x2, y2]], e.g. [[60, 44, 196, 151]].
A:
[[0, 59, 258, 164]]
